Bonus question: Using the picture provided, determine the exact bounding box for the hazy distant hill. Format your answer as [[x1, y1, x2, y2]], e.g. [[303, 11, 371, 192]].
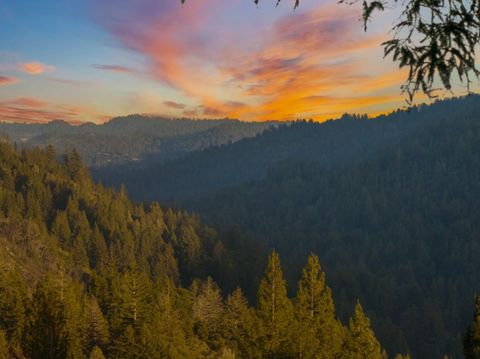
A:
[[97, 96, 480, 202], [0, 116, 275, 167]]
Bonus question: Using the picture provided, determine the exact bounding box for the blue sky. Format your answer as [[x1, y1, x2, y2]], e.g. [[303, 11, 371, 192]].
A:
[[0, 0, 470, 123]]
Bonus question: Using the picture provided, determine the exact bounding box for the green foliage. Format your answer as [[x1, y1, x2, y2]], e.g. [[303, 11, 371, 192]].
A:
[[343, 303, 387, 359], [0, 140, 398, 358], [186, 95, 480, 358], [294, 254, 344, 358], [0, 330, 9, 359], [89, 346, 106, 359], [257, 251, 293, 358]]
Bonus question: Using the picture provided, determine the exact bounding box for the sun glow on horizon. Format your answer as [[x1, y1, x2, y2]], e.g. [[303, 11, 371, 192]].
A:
[[0, 0, 476, 124]]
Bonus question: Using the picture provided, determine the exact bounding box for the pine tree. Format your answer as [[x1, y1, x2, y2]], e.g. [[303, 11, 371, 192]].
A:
[[142, 280, 200, 359], [89, 345, 106, 359], [0, 270, 28, 353], [224, 287, 260, 358], [111, 325, 144, 359], [257, 251, 293, 358], [28, 275, 87, 359], [192, 277, 226, 351], [343, 302, 386, 359], [464, 295, 480, 359], [86, 296, 109, 353], [294, 254, 343, 358], [0, 329, 9, 359]]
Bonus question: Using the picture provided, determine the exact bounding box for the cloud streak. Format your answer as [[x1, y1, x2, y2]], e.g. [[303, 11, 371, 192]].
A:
[[0, 75, 17, 86], [18, 61, 55, 75], [90, 0, 401, 121], [163, 101, 186, 110], [0, 97, 104, 124], [92, 64, 135, 73]]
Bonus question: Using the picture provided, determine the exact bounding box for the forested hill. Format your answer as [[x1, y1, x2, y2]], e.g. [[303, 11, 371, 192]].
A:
[[189, 96, 480, 358], [0, 116, 274, 167], [96, 95, 480, 202], [0, 141, 410, 359], [94, 95, 480, 358]]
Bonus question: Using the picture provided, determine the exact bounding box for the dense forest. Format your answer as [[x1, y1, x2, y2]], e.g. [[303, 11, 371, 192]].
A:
[[0, 116, 274, 167], [0, 141, 417, 359], [188, 98, 480, 358], [94, 95, 480, 358], [3, 96, 480, 358]]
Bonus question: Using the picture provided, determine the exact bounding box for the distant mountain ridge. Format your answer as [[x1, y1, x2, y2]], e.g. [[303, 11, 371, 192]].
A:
[[0, 115, 276, 167], [97, 95, 480, 202]]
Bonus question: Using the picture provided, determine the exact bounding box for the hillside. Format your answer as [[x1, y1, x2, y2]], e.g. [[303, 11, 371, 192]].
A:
[[0, 116, 274, 167], [94, 95, 480, 358], [0, 141, 402, 359], [188, 96, 480, 358]]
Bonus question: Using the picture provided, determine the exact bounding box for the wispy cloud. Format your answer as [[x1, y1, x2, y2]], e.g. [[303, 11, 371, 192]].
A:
[[0, 75, 18, 86], [91, 0, 400, 121], [18, 61, 55, 75], [0, 97, 104, 124], [92, 64, 135, 73], [163, 100, 186, 110]]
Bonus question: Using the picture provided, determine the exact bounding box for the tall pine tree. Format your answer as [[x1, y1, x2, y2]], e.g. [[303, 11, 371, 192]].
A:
[[257, 251, 293, 358], [294, 254, 344, 358], [343, 302, 386, 359]]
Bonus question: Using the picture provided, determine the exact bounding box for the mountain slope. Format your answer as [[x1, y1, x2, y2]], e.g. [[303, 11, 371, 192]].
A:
[[98, 96, 480, 202], [0, 141, 397, 359], [189, 96, 480, 358]]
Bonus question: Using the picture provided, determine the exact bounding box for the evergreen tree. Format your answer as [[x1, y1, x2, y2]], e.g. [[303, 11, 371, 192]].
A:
[[89, 345, 106, 359], [343, 302, 386, 359], [0, 330, 9, 359], [86, 296, 109, 353], [464, 295, 480, 359], [192, 277, 226, 351], [294, 254, 343, 358], [111, 325, 144, 359], [142, 280, 202, 359], [0, 270, 28, 354], [257, 251, 293, 358], [28, 275, 87, 359], [224, 287, 260, 358]]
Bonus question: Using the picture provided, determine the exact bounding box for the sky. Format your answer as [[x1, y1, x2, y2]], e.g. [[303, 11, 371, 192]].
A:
[[0, 0, 471, 123]]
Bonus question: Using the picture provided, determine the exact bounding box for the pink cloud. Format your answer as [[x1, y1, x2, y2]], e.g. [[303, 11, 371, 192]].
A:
[[0, 75, 18, 86], [0, 97, 105, 124], [92, 64, 135, 73], [92, 1, 399, 121], [9, 97, 48, 108], [18, 62, 55, 75], [163, 100, 186, 110]]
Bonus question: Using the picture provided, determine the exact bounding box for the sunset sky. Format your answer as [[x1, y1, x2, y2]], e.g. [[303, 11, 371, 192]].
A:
[[0, 0, 472, 123]]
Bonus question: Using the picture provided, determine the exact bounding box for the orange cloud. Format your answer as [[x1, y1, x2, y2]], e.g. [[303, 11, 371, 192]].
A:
[[0, 97, 104, 124], [9, 97, 48, 108], [92, 64, 135, 73], [94, 1, 404, 121], [19, 62, 55, 75], [163, 100, 186, 110], [0, 76, 18, 86]]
